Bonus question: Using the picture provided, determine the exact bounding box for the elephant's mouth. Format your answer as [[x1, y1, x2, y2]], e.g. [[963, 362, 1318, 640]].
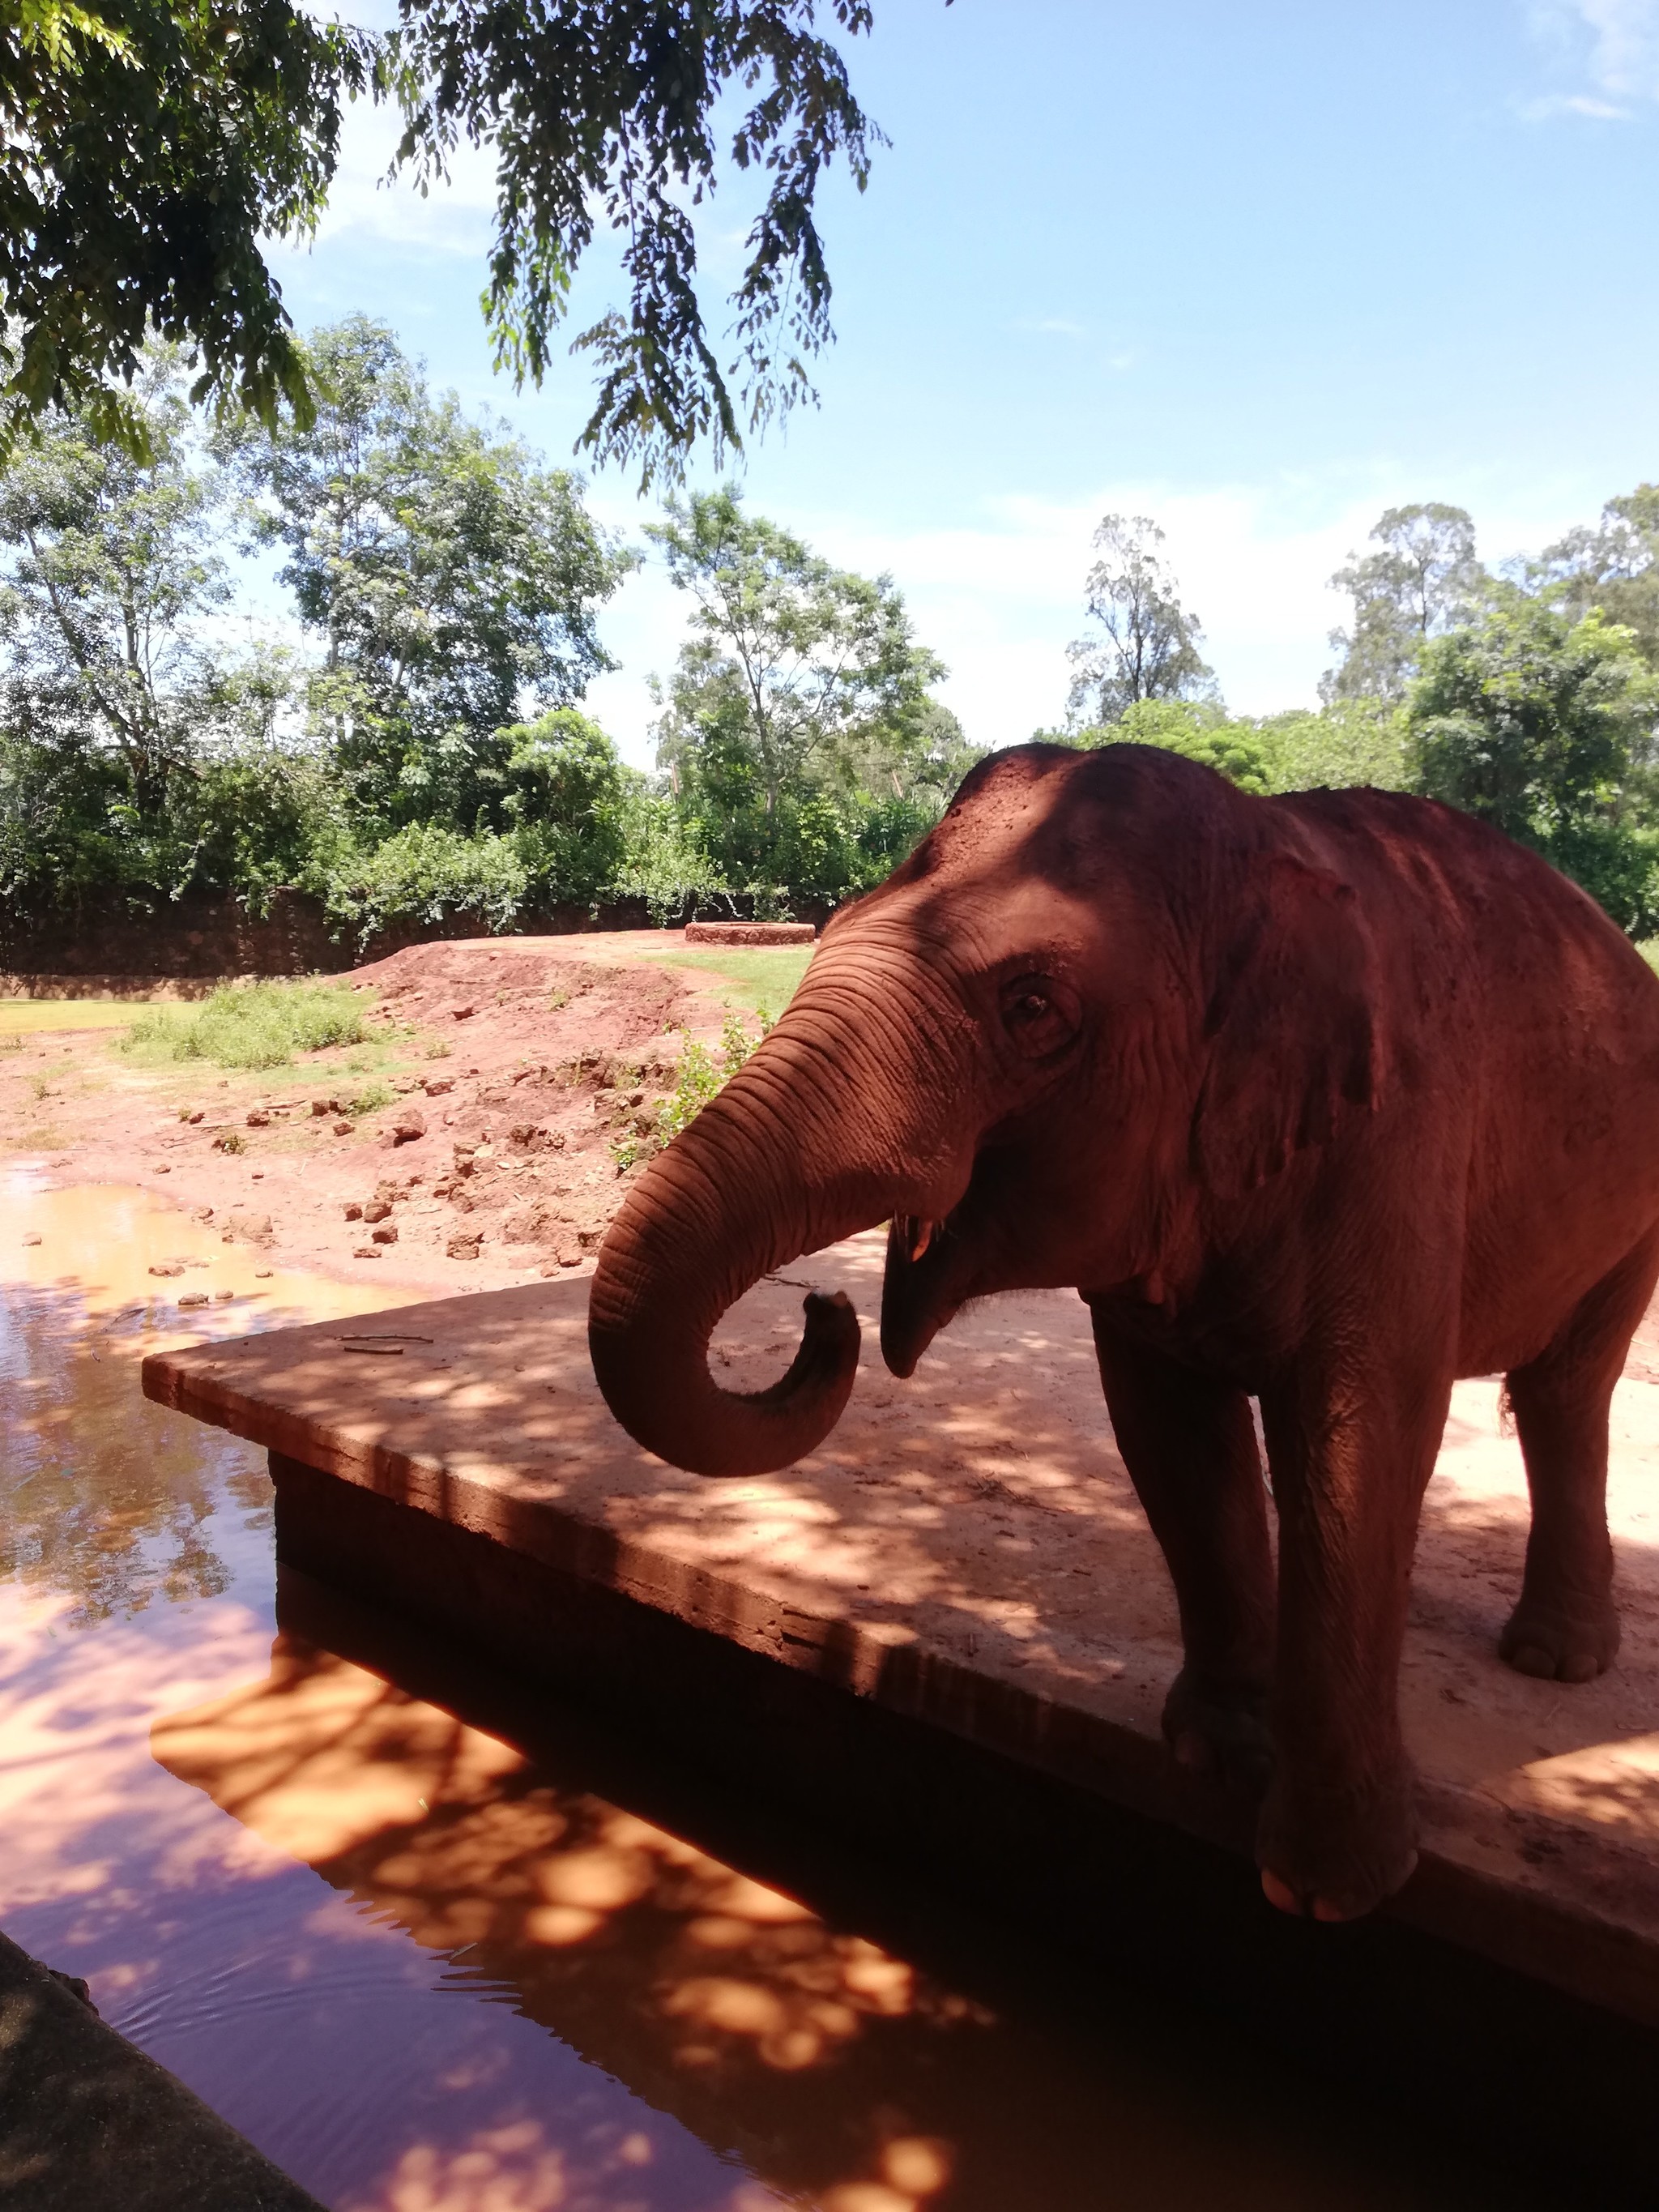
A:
[[881, 1211, 962, 1377]]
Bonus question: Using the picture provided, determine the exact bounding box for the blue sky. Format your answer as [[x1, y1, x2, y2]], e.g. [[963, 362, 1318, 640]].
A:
[[267, 1, 1659, 766]]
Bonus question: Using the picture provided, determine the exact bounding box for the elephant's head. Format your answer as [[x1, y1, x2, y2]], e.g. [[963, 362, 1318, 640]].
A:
[[589, 743, 1382, 1475]]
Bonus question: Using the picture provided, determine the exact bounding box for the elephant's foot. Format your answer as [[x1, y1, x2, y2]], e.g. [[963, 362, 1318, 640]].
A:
[[1499, 1595, 1619, 1685], [1161, 1668, 1273, 1796], [1256, 1761, 1418, 1924]]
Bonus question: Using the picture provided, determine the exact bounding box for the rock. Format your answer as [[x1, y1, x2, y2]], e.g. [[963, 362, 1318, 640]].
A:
[[254, 1269, 273, 1279], [446, 1231, 482, 1260], [391, 1109, 426, 1145], [215, 1290, 237, 1302], [187, 1109, 204, 1125], [577, 1227, 603, 1250], [343, 1202, 363, 1221], [22, 1233, 41, 1248], [178, 1291, 210, 1308], [450, 1004, 476, 1021], [245, 1109, 270, 1128], [558, 1248, 582, 1268], [311, 1099, 332, 1117], [225, 1211, 273, 1244], [333, 1119, 352, 1136], [194, 1206, 215, 1223], [149, 1263, 185, 1278], [423, 1077, 454, 1096], [154, 1164, 170, 1174], [353, 1246, 382, 1259], [371, 1223, 398, 1245], [362, 1200, 392, 1223]]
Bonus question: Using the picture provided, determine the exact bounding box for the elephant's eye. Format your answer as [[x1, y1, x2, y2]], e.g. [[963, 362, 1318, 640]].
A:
[[1000, 976, 1077, 1058]]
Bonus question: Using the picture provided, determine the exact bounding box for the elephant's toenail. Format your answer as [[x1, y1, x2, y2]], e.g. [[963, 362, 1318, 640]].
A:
[[1260, 1869, 1303, 1915]]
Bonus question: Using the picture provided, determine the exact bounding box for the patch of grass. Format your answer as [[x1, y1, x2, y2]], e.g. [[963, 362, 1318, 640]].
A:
[[0, 1036, 20, 1054], [424, 1040, 452, 1060], [8, 1124, 65, 1150], [0, 999, 136, 1035], [347, 1081, 394, 1117], [122, 980, 371, 1072], [644, 945, 815, 1011], [212, 1130, 246, 1154], [1640, 938, 1659, 976]]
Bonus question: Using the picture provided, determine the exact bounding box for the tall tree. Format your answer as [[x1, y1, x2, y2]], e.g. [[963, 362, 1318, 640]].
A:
[[0, 0, 880, 481], [0, 343, 237, 809], [1536, 485, 1659, 668], [240, 317, 633, 834], [1324, 502, 1484, 702], [649, 484, 945, 819], [1407, 594, 1659, 935], [1065, 514, 1212, 728]]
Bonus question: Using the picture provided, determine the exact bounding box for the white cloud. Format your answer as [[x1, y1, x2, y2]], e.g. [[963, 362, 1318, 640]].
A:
[[1527, 0, 1659, 109], [268, 94, 499, 262]]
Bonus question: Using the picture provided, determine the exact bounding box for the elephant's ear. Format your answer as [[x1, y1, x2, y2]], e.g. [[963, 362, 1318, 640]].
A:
[[1192, 851, 1385, 1192]]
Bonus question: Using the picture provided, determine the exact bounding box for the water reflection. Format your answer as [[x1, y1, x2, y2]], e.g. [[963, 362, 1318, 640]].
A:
[[0, 1176, 1628, 2211]]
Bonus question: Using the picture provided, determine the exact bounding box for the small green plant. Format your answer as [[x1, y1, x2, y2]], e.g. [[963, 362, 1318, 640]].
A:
[[423, 1040, 452, 1060], [124, 981, 371, 1072], [347, 1081, 394, 1117], [212, 1130, 246, 1154], [28, 1072, 53, 1098], [613, 1008, 774, 1171], [548, 988, 569, 1010], [0, 1035, 22, 1055]]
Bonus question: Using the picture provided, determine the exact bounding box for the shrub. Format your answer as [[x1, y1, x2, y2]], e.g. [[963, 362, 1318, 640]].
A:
[[124, 980, 369, 1070], [613, 1009, 775, 1170]]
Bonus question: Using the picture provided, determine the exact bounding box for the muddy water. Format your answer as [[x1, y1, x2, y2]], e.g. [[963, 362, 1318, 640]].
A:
[[0, 1175, 1578, 2210]]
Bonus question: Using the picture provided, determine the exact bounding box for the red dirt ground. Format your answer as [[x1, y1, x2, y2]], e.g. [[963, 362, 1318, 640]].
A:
[[0, 933, 772, 1296]]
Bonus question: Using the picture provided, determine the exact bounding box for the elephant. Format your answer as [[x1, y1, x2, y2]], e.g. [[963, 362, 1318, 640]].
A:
[[589, 742, 1659, 1922]]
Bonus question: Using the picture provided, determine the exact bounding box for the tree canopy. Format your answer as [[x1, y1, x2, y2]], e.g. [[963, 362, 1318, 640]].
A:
[[1323, 502, 1484, 703], [0, 0, 881, 481], [1065, 513, 1212, 728]]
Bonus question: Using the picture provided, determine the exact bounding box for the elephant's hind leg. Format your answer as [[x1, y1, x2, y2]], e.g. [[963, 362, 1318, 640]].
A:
[[1500, 1225, 1659, 1684], [1089, 1314, 1276, 1792]]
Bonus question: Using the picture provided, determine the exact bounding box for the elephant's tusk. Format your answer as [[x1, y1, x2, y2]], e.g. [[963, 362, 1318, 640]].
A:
[[909, 1216, 936, 1262]]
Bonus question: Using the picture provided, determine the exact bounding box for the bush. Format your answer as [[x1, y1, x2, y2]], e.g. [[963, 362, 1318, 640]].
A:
[[124, 980, 369, 1070], [613, 1009, 775, 1170], [314, 822, 529, 945]]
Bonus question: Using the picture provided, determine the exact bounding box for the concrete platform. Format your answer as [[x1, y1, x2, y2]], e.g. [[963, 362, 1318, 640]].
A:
[[143, 1232, 1659, 2027]]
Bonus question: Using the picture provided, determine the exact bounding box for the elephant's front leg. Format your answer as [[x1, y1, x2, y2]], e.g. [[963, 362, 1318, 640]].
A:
[[1255, 1354, 1453, 1921], [1090, 1314, 1276, 1793]]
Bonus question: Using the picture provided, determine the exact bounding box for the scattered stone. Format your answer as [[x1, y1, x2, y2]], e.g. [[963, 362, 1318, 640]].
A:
[[224, 1211, 273, 1245], [245, 1109, 270, 1128], [577, 1227, 603, 1250], [154, 1164, 170, 1174], [254, 1270, 273, 1279], [22, 1233, 41, 1248], [423, 1077, 454, 1096], [188, 1109, 204, 1124], [390, 1108, 426, 1145], [362, 1200, 392, 1223], [371, 1223, 399, 1245], [310, 1099, 332, 1117], [333, 1120, 353, 1137], [177, 1291, 210, 1309], [194, 1206, 215, 1223], [558, 1248, 582, 1268], [215, 1290, 237, 1302], [450, 1004, 476, 1021], [149, 1263, 185, 1278], [343, 1202, 363, 1221], [353, 1246, 382, 1259], [446, 1232, 483, 1260]]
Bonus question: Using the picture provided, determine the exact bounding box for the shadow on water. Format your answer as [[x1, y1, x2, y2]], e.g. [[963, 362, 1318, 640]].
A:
[[6, 1177, 1659, 2210]]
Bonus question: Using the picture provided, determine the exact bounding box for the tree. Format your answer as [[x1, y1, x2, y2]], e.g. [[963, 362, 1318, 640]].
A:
[[1324, 503, 1485, 703], [0, 0, 366, 454], [0, 0, 879, 482], [240, 317, 633, 835], [1065, 514, 1212, 728], [1406, 596, 1659, 935], [650, 485, 945, 818], [0, 344, 239, 813], [1536, 485, 1659, 668], [496, 706, 632, 905]]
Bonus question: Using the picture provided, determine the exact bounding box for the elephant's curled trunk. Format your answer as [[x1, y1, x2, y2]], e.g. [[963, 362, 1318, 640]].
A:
[[587, 1034, 923, 1478]]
